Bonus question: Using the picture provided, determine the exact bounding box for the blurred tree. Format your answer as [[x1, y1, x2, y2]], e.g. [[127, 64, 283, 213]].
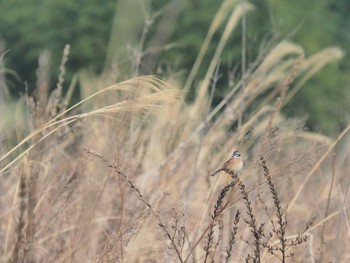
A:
[[0, 0, 348, 134], [0, 0, 116, 93], [265, 0, 350, 134], [151, 0, 349, 134]]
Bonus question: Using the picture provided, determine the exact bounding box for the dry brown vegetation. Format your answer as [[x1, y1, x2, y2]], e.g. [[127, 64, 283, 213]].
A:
[[1, 2, 350, 263]]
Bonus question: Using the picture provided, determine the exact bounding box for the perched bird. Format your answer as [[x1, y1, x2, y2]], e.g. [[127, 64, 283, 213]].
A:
[[211, 150, 243, 177]]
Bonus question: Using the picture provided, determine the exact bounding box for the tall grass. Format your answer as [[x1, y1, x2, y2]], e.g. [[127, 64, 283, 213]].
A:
[[1, 1, 349, 262]]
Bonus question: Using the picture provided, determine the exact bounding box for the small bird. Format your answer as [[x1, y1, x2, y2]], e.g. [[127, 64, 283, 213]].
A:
[[211, 150, 243, 177]]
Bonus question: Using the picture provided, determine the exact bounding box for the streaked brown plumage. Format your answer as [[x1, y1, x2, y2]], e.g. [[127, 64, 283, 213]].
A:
[[211, 150, 243, 177]]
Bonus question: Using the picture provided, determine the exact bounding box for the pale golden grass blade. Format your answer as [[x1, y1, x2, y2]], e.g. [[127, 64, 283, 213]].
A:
[[2, 8, 348, 261], [264, 206, 349, 253], [184, 0, 238, 94], [287, 123, 350, 213], [258, 41, 304, 72], [0, 76, 180, 175], [187, 42, 303, 143], [284, 47, 343, 106], [192, 2, 254, 117], [294, 131, 332, 145]]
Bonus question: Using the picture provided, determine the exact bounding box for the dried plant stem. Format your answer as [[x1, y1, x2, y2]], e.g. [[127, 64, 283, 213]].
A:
[[259, 56, 302, 152], [23, 166, 38, 263], [193, 2, 253, 112], [225, 210, 240, 263], [238, 0, 247, 129], [183, 0, 237, 94], [132, 12, 153, 77], [260, 155, 287, 262], [57, 44, 70, 94], [204, 178, 239, 263], [85, 148, 184, 263], [320, 153, 336, 261], [288, 123, 350, 212], [338, 184, 350, 237], [36, 49, 51, 110], [11, 168, 27, 263], [239, 178, 264, 263], [185, 176, 239, 263], [47, 44, 70, 118]]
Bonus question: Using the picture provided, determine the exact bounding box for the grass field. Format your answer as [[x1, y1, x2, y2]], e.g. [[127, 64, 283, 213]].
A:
[[1, 2, 350, 262]]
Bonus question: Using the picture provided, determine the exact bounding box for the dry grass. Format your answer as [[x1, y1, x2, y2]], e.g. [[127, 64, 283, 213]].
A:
[[1, 2, 350, 263]]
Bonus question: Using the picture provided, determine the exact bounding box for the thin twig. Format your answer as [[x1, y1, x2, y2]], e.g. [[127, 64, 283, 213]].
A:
[[85, 148, 184, 263], [320, 153, 336, 261]]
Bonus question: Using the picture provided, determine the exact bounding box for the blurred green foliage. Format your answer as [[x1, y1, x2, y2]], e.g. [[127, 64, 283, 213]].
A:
[[0, 0, 349, 134], [265, 0, 350, 134], [0, 0, 116, 88]]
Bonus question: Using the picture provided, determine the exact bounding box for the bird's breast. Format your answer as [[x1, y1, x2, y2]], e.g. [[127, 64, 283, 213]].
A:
[[227, 159, 243, 172]]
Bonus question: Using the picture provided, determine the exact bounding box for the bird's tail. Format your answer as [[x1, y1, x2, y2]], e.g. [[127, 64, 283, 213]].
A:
[[211, 169, 222, 177]]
